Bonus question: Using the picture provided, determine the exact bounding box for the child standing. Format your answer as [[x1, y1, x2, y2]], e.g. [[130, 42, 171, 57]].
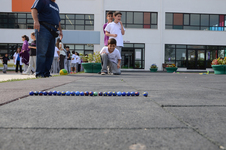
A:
[[76, 52, 81, 72], [56, 38, 66, 70], [70, 51, 77, 74], [51, 46, 60, 74], [65, 46, 71, 73], [103, 11, 113, 46], [23, 32, 36, 75], [105, 11, 125, 54], [2, 54, 10, 73], [13, 47, 23, 73], [20, 35, 30, 73]]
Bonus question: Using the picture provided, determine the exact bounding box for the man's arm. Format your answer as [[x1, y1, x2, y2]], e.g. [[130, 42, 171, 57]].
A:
[[105, 31, 117, 38], [31, 9, 40, 32], [117, 59, 121, 68], [58, 22, 63, 40], [28, 46, 36, 49]]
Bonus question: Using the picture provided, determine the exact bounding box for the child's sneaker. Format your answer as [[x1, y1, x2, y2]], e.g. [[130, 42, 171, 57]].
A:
[[73, 72, 76, 74], [22, 72, 30, 75], [70, 72, 73, 74]]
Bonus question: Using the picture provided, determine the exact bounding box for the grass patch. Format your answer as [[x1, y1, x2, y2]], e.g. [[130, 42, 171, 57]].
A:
[[0, 77, 36, 83], [0, 63, 15, 68]]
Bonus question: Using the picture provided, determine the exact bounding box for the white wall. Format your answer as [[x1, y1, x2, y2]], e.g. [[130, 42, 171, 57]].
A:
[[105, 0, 160, 12], [0, 29, 34, 43], [163, 0, 226, 14], [57, 0, 104, 51], [163, 30, 226, 46], [124, 29, 162, 70], [0, 0, 11, 12]]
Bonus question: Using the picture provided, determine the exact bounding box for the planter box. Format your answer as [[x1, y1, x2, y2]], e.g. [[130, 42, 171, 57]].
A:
[[211, 65, 226, 75], [82, 63, 101, 73], [165, 67, 178, 73], [150, 68, 158, 72]]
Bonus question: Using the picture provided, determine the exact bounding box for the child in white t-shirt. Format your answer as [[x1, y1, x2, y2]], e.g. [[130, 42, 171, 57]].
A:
[[100, 38, 121, 75], [105, 11, 125, 54], [75, 52, 81, 72], [71, 51, 77, 74]]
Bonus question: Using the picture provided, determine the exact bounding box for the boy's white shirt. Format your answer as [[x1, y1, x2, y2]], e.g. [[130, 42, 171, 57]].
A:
[[77, 56, 81, 64], [100, 47, 122, 64], [71, 54, 78, 63], [54, 47, 59, 57], [105, 22, 125, 47]]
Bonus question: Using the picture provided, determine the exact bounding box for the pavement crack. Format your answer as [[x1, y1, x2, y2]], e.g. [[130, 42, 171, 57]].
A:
[[120, 78, 225, 150], [161, 105, 226, 107], [0, 127, 190, 130], [0, 76, 90, 107]]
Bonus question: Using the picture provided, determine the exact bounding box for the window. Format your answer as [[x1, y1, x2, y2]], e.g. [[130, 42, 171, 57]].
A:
[[165, 45, 175, 62], [166, 13, 226, 31], [165, 44, 226, 68], [61, 14, 94, 30], [106, 11, 158, 29], [0, 43, 94, 59], [122, 43, 145, 69], [0, 43, 22, 59], [0, 12, 94, 30], [64, 44, 94, 55]]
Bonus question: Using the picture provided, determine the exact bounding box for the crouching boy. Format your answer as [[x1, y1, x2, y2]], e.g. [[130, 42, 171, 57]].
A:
[[100, 38, 121, 75]]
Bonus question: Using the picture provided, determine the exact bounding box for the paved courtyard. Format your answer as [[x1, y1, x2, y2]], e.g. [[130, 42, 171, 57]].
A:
[[0, 72, 225, 150]]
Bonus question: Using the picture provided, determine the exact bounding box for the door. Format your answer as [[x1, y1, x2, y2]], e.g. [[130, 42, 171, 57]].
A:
[[187, 50, 206, 69], [134, 48, 143, 69], [121, 48, 134, 69], [121, 47, 145, 69]]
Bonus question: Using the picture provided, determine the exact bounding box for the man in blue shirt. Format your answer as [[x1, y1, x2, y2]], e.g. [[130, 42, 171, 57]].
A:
[[31, 0, 63, 78]]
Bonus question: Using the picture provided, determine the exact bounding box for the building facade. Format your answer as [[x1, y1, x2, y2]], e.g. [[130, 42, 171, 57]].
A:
[[0, 0, 226, 71]]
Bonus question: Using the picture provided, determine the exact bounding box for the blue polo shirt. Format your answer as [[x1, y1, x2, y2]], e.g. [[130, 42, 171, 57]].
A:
[[31, 0, 61, 27]]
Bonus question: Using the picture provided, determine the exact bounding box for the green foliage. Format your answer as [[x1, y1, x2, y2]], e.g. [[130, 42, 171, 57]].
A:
[[150, 64, 158, 69], [166, 64, 177, 67], [212, 57, 226, 65], [84, 51, 101, 63], [93, 51, 101, 63], [80, 53, 88, 62], [87, 53, 93, 62]]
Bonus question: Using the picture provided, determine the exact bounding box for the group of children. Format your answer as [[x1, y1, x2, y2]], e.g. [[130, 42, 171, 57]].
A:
[[100, 11, 125, 75], [52, 41, 81, 74], [1, 32, 36, 74], [1, 11, 125, 75]]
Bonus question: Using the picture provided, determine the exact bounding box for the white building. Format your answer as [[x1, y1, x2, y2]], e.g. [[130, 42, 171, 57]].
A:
[[0, 0, 226, 71]]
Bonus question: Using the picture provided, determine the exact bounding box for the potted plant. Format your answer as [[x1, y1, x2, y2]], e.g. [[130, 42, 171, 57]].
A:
[[211, 57, 226, 75], [150, 64, 158, 72], [82, 52, 102, 73], [80, 53, 88, 63], [165, 64, 177, 73]]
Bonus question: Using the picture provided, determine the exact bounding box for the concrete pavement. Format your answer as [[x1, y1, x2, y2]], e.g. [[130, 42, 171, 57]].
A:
[[0, 72, 225, 150]]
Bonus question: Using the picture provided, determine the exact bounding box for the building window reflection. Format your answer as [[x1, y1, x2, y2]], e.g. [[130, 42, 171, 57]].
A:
[[106, 11, 158, 29], [166, 13, 226, 31], [0, 12, 94, 30]]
